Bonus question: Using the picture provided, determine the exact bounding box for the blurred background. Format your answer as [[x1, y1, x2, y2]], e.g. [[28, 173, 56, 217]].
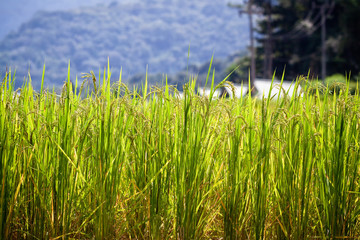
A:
[[0, 0, 359, 90]]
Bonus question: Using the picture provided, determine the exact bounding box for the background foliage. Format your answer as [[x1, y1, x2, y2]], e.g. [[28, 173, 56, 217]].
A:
[[252, 0, 360, 80]]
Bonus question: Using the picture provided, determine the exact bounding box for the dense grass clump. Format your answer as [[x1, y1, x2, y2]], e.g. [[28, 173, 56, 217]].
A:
[[1, 66, 360, 239]]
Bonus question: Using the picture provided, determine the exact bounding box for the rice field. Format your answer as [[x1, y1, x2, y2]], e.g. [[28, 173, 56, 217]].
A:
[[1, 65, 360, 239]]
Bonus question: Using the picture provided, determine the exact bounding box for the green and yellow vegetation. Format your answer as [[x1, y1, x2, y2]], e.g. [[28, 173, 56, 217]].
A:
[[1, 64, 360, 239]]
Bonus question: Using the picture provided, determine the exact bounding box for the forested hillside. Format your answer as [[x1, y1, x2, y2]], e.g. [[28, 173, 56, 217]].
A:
[[0, 0, 119, 39], [0, 0, 249, 89]]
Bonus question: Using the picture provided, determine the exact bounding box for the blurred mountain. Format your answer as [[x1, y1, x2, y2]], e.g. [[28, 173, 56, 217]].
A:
[[0, 0, 249, 89], [0, 0, 126, 39], [128, 51, 246, 91]]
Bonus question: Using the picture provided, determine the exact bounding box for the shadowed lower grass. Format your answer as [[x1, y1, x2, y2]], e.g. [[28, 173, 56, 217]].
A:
[[1, 66, 360, 239]]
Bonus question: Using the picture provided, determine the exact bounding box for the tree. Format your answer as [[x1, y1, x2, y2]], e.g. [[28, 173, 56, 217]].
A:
[[229, 0, 261, 94], [256, 0, 325, 79], [253, 0, 360, 81], [229, 0, 360, 83], [252, 0, 275, 79], [336, 0, 360, 76]]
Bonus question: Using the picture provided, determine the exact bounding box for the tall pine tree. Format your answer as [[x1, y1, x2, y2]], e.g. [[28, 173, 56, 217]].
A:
[[253, 0, 360, 80]]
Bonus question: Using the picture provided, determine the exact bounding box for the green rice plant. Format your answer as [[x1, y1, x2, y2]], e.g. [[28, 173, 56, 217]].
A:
[[313, 82, 360, 238], [174, 73, 218, 239], [0, 70, 17, 239], [1, 64, 360, 239], [222, 83, 251, 239], [270, 76, 318, 239]]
